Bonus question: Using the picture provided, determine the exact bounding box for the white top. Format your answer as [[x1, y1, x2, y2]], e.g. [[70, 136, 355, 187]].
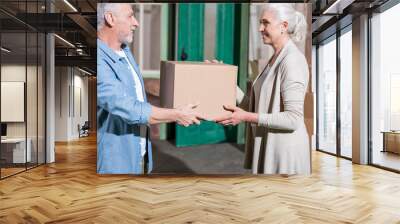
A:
[[253, 65, 271, 113], [116, 50, 146, 157]]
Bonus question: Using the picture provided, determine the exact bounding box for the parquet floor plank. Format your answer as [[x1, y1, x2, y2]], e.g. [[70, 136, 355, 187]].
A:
[[0, 135, 399, 223]]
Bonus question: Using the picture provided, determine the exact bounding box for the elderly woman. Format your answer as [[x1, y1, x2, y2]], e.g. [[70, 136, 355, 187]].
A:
[[215, 4, 310, 175]]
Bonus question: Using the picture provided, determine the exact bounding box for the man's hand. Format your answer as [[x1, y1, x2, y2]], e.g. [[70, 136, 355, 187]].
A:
[[175, 103, 206, 127], [214, 105, 258, 126]]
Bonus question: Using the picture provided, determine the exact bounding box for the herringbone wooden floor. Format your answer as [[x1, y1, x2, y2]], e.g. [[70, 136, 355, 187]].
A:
[[1, 135, 400, 224]]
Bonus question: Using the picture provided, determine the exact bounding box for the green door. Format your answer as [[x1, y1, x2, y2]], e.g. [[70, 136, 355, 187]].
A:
[[171, 3, 249, 147]]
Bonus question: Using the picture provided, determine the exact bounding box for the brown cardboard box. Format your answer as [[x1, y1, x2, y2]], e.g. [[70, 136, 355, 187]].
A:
[[160, 61, 237, 119]]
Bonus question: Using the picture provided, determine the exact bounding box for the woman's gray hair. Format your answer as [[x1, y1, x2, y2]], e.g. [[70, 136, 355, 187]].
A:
[[97, 3, 127, 30], [263, 3, 307, 42]]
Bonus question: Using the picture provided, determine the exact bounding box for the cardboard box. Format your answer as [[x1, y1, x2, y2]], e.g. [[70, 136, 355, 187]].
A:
[[160, 61, 237, 119]]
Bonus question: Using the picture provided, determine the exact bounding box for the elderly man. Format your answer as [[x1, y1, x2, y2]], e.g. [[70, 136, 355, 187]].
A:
[[97, 3, 203, 174]]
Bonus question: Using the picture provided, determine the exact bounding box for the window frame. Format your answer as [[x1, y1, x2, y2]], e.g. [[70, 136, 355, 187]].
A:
[[315, 24, 353, 161]]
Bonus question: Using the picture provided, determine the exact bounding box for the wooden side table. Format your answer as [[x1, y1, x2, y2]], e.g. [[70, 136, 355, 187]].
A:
[[381, 131, 400, 154]]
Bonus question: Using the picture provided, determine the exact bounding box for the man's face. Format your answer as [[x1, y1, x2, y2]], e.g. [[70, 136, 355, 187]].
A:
[[114, 4, 139, 45]]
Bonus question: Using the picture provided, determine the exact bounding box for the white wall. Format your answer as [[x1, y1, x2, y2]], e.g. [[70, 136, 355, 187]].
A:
[[54, 67, 89, 141], [72, 72, 89, 138], [1, 64, 46, 164], [1, 65, 26, 136], [55, 66, 68, 141], [1, 65, 38, 138]]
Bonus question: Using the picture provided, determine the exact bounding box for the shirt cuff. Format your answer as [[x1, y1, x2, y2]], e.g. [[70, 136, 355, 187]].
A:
[[140, 102, 152, 124]]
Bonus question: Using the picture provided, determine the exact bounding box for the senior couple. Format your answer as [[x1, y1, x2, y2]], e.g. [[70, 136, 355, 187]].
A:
[[97, 3, 310, 175]]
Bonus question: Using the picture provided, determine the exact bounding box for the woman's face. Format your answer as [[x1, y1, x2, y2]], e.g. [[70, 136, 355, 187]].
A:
[[259, 9, 284, 45]]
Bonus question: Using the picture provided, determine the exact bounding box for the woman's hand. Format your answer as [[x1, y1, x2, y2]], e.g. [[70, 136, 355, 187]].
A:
[[214, 105, 258, 126], [175, 103, 205, 127]]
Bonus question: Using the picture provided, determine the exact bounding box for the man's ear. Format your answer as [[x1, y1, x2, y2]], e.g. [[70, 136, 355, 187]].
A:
[[104, 12, 115, 27]]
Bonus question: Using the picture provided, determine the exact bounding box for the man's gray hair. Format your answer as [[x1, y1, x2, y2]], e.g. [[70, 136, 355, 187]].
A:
[[97, 3, 131, 30]]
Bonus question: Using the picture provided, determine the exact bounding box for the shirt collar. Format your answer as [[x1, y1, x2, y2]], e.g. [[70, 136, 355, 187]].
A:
[[97, 39, 131, 63]]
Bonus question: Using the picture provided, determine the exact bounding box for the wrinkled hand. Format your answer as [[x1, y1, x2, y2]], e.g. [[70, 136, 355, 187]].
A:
[[214, 105, 249, 126], [175, 103, 205, 127]]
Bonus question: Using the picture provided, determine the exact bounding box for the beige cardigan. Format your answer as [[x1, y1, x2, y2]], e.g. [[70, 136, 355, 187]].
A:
[[238, 40, 311, 175]]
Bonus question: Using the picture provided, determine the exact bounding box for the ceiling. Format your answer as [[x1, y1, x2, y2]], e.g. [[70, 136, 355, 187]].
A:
[[311, 0, 390, 43], [0, 0, 96, 74], [0, 0, 396, 76]]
